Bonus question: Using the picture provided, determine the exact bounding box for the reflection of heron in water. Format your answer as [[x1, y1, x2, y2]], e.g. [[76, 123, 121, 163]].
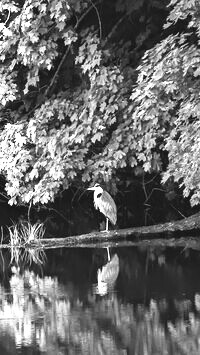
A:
[[96, 254, 119, 296], [87, 184, 117, 261]]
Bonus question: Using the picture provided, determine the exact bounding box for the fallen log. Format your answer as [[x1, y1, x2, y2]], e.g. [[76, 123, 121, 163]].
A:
[[1, 236, 200, 251], [26, 211, 200, 248], [28, 237, 200, 251], [1, 212, 200, 250]]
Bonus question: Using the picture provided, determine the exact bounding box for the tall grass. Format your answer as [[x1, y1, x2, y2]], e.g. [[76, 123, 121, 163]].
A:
[[8, 221, 45, 246], [8, 221, 46, 265]]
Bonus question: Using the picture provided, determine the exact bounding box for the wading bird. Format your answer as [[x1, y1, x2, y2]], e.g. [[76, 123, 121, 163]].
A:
[[87, 183, 117, 260]]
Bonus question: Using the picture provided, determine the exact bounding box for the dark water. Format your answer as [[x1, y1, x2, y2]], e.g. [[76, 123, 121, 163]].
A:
[[0, 246, 200, 354]]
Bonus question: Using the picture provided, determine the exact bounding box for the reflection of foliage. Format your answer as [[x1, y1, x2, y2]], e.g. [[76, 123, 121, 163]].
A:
[[168, 313, 200, 354], [0, 266, 200, 354]]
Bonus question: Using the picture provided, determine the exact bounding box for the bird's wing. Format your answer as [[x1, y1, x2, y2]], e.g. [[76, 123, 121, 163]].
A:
[[98, 190, 117, 225]]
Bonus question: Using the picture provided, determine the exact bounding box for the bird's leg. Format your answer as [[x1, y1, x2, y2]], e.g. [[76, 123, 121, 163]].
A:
[[107, 247, 111, 261], [105, 219, 110, 260], [106, 218, 109, 231]]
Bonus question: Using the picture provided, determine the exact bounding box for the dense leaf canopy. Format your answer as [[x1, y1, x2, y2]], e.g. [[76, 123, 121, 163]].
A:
[[0, 0, 200, 206]]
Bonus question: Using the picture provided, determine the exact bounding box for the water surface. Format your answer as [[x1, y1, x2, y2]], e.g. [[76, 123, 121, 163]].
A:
[[0, 246, 200, 354]]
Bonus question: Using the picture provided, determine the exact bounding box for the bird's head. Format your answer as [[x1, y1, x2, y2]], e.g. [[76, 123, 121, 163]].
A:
[[87, 183, 103, 194]]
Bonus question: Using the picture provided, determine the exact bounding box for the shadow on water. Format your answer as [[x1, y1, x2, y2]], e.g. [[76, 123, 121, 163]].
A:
[[0, 244, 200, 354]]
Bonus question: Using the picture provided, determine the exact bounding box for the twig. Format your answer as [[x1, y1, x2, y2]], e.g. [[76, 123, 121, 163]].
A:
[[48, 208, 73, 224], [144, 187, 165, 205], [0, 238, 5, 273], [0, 192, 9, 200], [75, 0, 102, 30], [103, 14, 127, 46], [0, 227, 3, 245], [89, 0, 102, 40], [144, 174, 159, 185], [142, 173, 148, 200], [44, 46, 71, 98], [28, 200, 32, 222], [170, 203, 186, 219], [71, 186, 83, 204], [4, 8, 11, 25]]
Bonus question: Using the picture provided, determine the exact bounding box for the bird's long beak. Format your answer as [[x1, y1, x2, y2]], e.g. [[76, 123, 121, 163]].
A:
[[87, 187, 95, 191]]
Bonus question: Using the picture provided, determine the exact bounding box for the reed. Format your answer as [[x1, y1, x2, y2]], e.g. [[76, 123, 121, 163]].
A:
[[8, 221, 46, 265], [8, 221, 45, 246]]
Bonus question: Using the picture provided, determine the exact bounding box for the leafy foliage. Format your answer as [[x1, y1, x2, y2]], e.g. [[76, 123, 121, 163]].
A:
[[0, 0, 200, 206]]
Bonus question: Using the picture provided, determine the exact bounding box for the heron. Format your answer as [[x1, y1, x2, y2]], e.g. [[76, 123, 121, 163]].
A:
[[87, 183, 117, 261]]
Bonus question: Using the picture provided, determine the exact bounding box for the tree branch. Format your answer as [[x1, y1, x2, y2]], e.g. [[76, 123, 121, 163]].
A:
[[44, 46, 71, 98], [28, 0, 103, 113], [103, 14, 127, 47], [89, 0, 102, 40], [75, 0, 102, 30]]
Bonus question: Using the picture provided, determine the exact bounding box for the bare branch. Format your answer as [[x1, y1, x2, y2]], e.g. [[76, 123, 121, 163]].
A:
[[4, 8, 11, 25], [89, 0, 102, 40], [75, 0, 102, 30], [103, 14, 127, 47], [44, 46, 71, 98]]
